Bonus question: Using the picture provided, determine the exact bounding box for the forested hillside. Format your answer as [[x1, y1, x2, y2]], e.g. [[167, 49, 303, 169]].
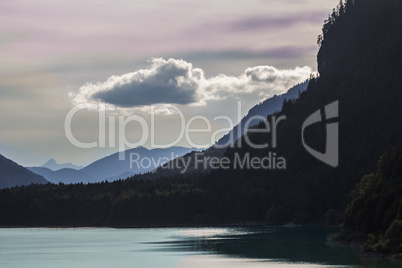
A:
[[338, 148, 402, 258], [219, 0, 402, 223]]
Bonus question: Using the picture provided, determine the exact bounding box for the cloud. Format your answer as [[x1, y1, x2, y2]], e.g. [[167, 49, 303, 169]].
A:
[[71, 58, 201, 107], [201, 65, 312, 102], [70, 57, 312, 108]]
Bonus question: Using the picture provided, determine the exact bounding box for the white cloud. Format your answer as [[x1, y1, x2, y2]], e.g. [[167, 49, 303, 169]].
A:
[[70, 57, 312, 110]]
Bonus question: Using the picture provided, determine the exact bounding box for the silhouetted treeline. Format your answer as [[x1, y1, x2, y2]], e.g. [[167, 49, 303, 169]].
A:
[[0, 174, 285, 226]]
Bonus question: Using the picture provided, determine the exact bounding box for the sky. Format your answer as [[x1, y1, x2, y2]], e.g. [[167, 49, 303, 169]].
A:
[[0, 0, 339, 166]]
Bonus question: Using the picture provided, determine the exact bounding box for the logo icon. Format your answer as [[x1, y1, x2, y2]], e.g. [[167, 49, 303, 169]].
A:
[[301, 101, 339, 167]]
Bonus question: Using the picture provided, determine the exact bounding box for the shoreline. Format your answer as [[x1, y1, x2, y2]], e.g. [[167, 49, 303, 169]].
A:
[[331, 237, 402, 262]]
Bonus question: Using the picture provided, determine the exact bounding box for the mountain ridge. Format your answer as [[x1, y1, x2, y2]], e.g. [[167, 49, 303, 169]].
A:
[[28, 146, 201, 184], [215, 80, 309, 147], [0, 154, 48, 189]]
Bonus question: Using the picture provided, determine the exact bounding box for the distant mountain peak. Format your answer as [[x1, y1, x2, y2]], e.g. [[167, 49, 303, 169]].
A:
[[43, 158, 57, 166], [40, 158, 83, 171]]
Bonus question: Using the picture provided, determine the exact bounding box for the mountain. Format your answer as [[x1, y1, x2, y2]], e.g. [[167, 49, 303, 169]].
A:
[[0, 154, 48, 189], [40, 159, 83, 171], [150, 81, 309, 178], [80, 146, 200, 182], [28, 146, 201, 184], [218, 0, 402, 224], [27, 167, 95, 184], [215, 81, 308, 147]]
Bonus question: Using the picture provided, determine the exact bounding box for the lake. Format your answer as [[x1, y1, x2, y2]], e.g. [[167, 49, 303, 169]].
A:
[[0, 226, 399, 268]]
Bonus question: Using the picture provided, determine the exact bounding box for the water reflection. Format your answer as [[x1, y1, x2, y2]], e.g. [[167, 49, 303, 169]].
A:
[[148, 226, 400, 268], [0, 226, 400, 268]]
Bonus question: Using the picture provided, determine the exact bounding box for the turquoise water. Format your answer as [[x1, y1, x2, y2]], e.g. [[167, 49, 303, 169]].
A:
[[0, 226, 399, 268]]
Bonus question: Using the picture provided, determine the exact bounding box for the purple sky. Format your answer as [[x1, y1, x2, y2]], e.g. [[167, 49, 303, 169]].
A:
[[0, 0, 338, 166]]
